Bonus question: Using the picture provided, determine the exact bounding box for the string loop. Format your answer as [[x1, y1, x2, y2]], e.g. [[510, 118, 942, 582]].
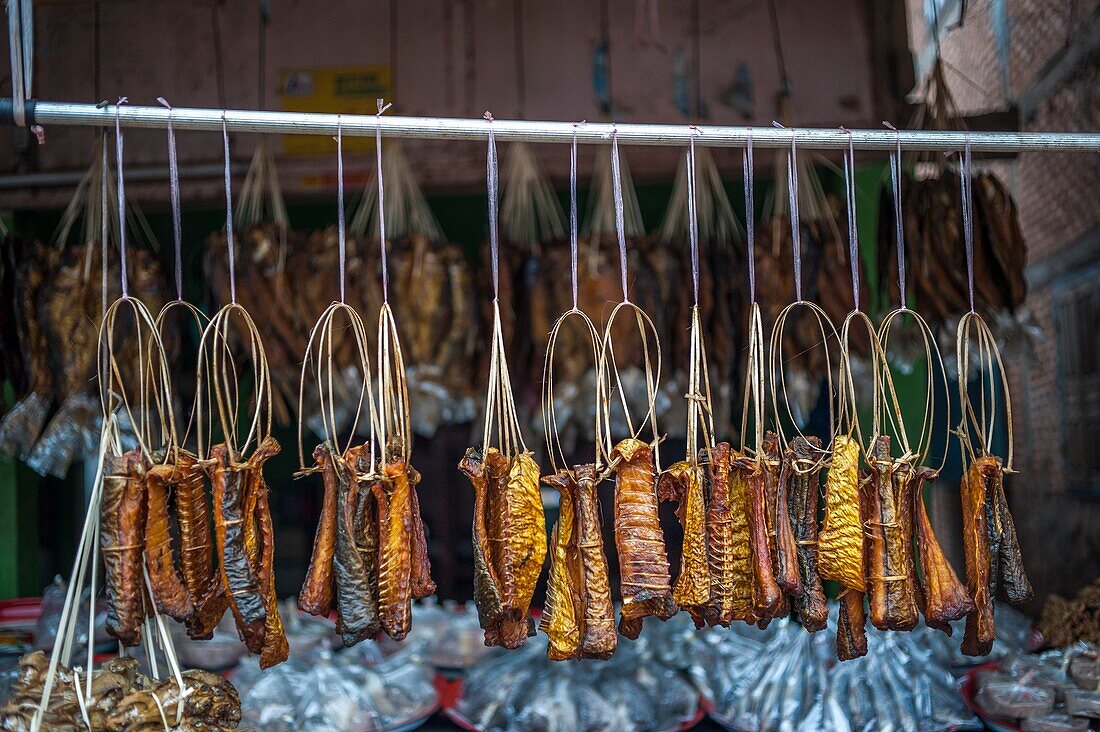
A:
[[569, 122, 581, 311], [687, 127, 700, 306]]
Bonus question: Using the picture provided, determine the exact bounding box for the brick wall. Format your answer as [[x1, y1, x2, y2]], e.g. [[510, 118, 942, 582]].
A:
[[905, 0, 1100, 604]]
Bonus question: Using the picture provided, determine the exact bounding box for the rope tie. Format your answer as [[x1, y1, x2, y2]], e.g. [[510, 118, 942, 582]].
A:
[[569, 122, 582, 311], [485, 112, 500, 302]]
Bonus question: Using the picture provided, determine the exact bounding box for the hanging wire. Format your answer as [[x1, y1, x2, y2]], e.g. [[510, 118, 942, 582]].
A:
[[885, 121, 906, 309], [336, 115, 346, 304], [570, 122, 580, 311], [221, 113, 237, 305], [960, 132, 976, 313], [486, 112, 500, 302], [841, 127, 859, 312], [376, 99, 393, 302], [158, 98, 184, 302], [687, 131, 700, 306], [611, 129, 630, 301], [113, 98, 129, 297], [743, 127, 756, 304]]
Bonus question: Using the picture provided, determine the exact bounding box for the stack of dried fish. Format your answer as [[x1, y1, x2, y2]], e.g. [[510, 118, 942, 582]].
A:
[[0, 143, 168, 478], [298, 441, 435, 645], [1038, 578, 1100, 648], [0, 651, 242, 731], [351, 141, 478, 436], [460, 128, 546, 650], [298, 127, 436, 647], [881, 60, 1027, 335]]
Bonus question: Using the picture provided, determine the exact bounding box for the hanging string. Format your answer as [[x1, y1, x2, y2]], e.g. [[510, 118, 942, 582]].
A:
[[960, 132, 976, 314], [113, 99, 129, 298], [100, 132, 109, 318], [569, 122, 580, 311], [782, 126, 803, 302], [158, 98, 184, 302], [885, 121, 906, 308], [485, 111, 500, 302], [221, 114, 237, 305], [841, 127, 859, 312], [687, 130, 700, 306], [743, 128, 756, 304], [335, 116, 346, 304], [376, 99, 392, 303], [611, 129, 629, 301]]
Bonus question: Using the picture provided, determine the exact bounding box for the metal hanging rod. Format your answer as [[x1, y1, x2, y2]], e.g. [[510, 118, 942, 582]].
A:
[[6, 99, 1100, 153]]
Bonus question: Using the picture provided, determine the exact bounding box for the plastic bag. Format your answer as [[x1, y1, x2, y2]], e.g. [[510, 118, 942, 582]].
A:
[[697, 607, 982, 732], [234, 645, 437, 732], [33, 576, 109, 655], [454, 630, 699, 732]]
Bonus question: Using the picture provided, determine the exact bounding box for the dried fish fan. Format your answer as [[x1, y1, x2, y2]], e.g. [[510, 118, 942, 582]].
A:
[[766, 139, 842, 634], [204, 138, 304, 426], [460, 121, 546, 650], [0, 135, 168, 478], [351, 138, 477, 437], [539, 132, 619, 660], [31, 114, 196, 732], [587, 133, 679, 643], [195, 123, 288, 669], [882, 60, 1028, 334], [954, 145, 1032, 658]]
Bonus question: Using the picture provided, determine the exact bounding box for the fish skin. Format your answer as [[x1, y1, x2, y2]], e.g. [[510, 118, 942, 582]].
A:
[[375, 458, 415, 641], [658, 461, 713, 621], [573, 464, 616, 659], [541, 469, 584, 661], [611, 438, 676, 638], [912, 466, 974, 634], [496, 452, 547, 649], [818, 436, 864, 592], [459, 448, 505, 644], [144, 460, 194, 622], [406, 464, 437, 600], [298, 442, 339, 617], [100, 450, 148, 647], [332, 445, 380, 647], [738, 454, 785, 622], [210, 444, 267, 651], [864, 436, 919, 632], [783, 436, 828, 632], [247, 437, 287, 668]]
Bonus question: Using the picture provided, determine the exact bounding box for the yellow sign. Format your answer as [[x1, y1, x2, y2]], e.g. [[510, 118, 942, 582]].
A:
[[279, 65, 391, 156]]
